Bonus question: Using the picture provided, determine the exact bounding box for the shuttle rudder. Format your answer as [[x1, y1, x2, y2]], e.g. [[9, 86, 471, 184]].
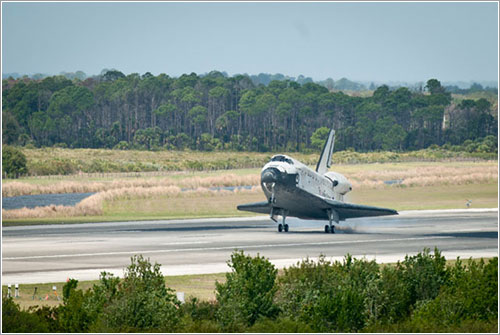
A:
[[315, 129, 335, 175]]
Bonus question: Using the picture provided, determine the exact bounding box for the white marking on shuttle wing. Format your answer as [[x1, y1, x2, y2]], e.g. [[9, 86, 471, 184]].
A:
[[4, 236, 452, 260]]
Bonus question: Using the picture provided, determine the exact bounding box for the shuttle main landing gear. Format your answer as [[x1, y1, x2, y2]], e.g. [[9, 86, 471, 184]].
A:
[[325, 209, 339, 234], [277, 210, 289, 233], [324, 224, 335, 233]]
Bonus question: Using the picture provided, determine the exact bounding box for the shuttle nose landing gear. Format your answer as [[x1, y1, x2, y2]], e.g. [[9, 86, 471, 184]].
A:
[[325, 209, 339, 234]]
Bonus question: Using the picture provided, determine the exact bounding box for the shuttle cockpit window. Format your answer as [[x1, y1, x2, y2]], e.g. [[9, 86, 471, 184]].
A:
[[270, 155, 293, 164]]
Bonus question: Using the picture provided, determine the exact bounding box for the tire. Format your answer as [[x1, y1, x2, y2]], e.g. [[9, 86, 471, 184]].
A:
[[284, 224, 289, 232], [324, 225, 330, 233], [331, 225, 335, 234], [278, 224, 283, 232]]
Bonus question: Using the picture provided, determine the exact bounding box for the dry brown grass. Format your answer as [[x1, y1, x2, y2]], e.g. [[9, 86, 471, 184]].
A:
[[349, 165, 498, 189], [2, 174, 260, 197], [2, 186, 261, 220], [4, 162, 497, 197], [3, 162, 497, 220]]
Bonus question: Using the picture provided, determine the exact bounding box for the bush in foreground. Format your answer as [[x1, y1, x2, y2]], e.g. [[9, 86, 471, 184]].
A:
[[2, 249, 497, 333], [215, 251, 278, 331]]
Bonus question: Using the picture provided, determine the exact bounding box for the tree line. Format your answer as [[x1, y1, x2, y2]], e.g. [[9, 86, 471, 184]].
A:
[[3, 249, 498, 333], [2, 71, 497, 152]]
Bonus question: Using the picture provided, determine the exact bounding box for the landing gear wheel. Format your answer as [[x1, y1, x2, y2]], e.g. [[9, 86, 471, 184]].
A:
[[278, 223, 283, 232], [284, 224, 289, 232], [331, 225, 336, 234], [325, 225, 330, 233]]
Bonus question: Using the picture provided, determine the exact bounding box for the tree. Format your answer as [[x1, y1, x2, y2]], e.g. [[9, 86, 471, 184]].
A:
[[2, 145, 28, 178], [102, 70, 125, 82], [2, 72, 494, 152], [425, 79, 445, 94], [215, 251, 278, 330], [2, 110, 22, 144], [310, 127, 330, 150]]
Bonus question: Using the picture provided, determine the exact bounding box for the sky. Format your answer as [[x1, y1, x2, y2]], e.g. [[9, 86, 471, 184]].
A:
[[1, 1, 498, 83]]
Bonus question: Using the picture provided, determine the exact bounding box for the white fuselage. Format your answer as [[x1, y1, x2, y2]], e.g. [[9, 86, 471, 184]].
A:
[[260, 154, 352, 204]]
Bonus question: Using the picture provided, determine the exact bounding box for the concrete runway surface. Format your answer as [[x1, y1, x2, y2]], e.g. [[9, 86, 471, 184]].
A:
[[2, 209, 498, 284]]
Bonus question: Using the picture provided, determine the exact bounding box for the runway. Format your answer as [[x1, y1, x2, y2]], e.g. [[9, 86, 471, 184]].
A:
[[2, 209, 498, 284]]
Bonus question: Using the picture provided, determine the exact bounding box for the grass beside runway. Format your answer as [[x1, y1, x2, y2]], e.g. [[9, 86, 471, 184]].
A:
[[2, 160, 497, 225], [3, 161, 496, 197], [1, 273, 227, 310], [348, 182, 499, 211], [3, 181, 497, 225]]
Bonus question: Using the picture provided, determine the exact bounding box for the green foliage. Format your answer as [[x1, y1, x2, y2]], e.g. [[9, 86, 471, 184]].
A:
[[365, 257, 498, 333], [215, 251, 278, 330], [248, 317, 313, 333], [59, 279, 92, 332], [310, 127, 330, 150], [2, 145, 28, 177], [91, 255, 181, 332], [398, 247, 448, 304], [367, 248, 448, 325], [197, 133, 221, 151], [2, 72, 496, 153], [411, 257, 498, 326], [2, 110, 22, 144], [2, 296, 50, 332], [133, 127, 162, 150], [179, 297, 220, 332], [28, 158, 77, 175], [276, 255, 379, 332], [1, 250, 497, 333], [113, 141, 129, 150]]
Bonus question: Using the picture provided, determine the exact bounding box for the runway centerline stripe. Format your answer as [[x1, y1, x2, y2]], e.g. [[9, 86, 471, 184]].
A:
[[3, 236, 452, 260]]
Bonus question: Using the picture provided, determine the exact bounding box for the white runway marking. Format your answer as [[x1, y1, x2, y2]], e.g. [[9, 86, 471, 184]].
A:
[[4, 236, 452, 260]]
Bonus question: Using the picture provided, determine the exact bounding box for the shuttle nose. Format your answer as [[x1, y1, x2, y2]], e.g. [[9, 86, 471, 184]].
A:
[[261, 168, 279, 183]]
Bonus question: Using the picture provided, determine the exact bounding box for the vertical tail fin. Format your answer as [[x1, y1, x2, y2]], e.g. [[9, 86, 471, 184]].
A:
[[315, 129, 335, 175]]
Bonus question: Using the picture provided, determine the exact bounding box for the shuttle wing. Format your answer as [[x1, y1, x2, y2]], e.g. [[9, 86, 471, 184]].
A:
[[237, 201, 271, 214], [316, 129, 335, 175], [322, 198, 398, 220]]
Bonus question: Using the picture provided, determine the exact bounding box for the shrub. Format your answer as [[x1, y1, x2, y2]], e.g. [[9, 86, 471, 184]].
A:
[[367, 248, 448, 326], [397, 248, 448, 304], [248, 317, 313, 333], [59, 279, 92, 332], [90, 255, 181, 332], [2, 296, 49, 332], [410, 257, 498, 327], [215, 251, 278, 331], [276, 255, 379, 332], [179, 297, 220, 332], [2, 145, 28, 178], [113, 141, 129, 150], [29, 158, 77, 175]]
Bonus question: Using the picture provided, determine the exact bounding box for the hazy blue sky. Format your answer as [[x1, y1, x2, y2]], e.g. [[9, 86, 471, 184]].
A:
[[2, 2, 498, 83]]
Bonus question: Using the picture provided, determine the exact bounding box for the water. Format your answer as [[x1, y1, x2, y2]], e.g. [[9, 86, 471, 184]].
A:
[[2, 192, 95, 210], [2, 186, 255, 210]]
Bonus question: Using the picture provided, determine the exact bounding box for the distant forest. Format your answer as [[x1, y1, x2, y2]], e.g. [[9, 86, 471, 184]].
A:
[[2, 70, 498, 152]]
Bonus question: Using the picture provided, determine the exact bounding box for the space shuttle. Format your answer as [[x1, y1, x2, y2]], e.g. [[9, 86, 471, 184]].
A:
[[237, 129, 398, 233]]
